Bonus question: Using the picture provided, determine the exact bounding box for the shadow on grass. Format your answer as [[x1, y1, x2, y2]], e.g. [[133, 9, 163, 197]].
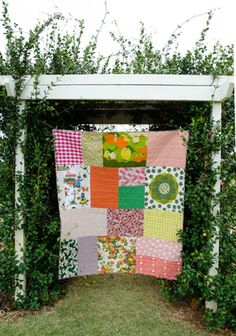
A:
[[0, 274, 229, 336]]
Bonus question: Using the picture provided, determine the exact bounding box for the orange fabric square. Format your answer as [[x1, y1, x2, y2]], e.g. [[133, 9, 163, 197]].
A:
[[91, 167, 118, 208]]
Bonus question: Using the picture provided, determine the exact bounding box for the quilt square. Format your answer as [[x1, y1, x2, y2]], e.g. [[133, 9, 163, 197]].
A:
[[147, 131, 189, 168], [91, 167, 118, 208], [59, 239, 78, 279], [62, 166, 90, 209], [136, 255, 182, 280], [60, 208, 107, 238], [107, 209, 143, 236], [118, 186, 144, 209], [145, 166, 185, 212], [143, 209, 183, 241], [77, 237, 98, 276], [52, 129, 83, 166], [56, 167, 66, 209], [118, 167, 145, 186], [103, 132, 147, 167], [98, 236, 136, 274], [136, 237, 182, 261], [81, 132, 103, 166]]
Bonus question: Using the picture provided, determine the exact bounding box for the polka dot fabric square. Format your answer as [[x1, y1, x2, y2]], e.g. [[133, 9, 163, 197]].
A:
[[136, 237, 182, 261]]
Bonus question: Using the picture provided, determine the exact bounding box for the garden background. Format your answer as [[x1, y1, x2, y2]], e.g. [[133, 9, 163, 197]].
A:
[[0, 0, 235, 331]]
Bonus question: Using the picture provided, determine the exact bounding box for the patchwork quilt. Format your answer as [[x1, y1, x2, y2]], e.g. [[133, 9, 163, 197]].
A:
[[52, 129, 188, 280]]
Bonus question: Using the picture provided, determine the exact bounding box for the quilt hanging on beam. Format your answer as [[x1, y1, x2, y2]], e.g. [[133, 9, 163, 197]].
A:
[[52, 129, 189, 280]]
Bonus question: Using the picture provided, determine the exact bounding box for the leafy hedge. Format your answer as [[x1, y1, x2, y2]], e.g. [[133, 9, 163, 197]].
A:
[[0, 1, 235, 330]]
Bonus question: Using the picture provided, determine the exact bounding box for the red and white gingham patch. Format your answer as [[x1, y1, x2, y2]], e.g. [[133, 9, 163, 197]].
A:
[[52, 130, 83, 166]]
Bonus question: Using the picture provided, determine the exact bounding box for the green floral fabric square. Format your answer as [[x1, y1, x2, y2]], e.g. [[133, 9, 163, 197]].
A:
[[144, 166, 185, 213], [103, 132, 147, 167], [59, 239, 78, 279]]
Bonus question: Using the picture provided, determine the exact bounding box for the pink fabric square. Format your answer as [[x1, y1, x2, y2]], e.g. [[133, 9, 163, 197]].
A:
[[136, 255, 182, 280], [107, 209, 143, 237], [136, 238, 182, 261], [147, 131, 189, 168], [52, 129, 83, 166], [119, 167, 145, 186]]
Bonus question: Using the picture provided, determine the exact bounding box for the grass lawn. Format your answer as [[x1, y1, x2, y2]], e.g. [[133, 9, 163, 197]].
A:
[[0, 274, 215, 336]]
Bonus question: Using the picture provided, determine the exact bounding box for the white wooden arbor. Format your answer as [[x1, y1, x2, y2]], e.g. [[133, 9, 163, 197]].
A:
[[0, 74, 234, 311]]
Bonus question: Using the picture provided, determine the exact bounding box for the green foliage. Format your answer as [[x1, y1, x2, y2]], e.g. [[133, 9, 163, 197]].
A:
[[0, 1, 235, 330]]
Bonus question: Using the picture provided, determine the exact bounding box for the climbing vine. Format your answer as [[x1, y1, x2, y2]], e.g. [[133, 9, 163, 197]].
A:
[[0, 0, 235, 330]]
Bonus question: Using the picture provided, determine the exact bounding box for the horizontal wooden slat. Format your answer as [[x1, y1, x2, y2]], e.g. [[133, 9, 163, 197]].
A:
[[1, 75, 234, 102], [21, 74, 232, 87], [21, 84, 220, 101]]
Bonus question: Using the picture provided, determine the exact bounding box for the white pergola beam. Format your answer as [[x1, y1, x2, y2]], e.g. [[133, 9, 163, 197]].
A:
[[20, 74, 230, 86], [1, 74, 233, 102], [1, 74, 232, 102], [214, 79, 234, 102], [20, 85, 226, 101], [0, 75, 15, 97]]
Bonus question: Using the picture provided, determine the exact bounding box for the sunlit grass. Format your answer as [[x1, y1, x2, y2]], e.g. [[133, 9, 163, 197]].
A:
[[0, 274, 211, 336]]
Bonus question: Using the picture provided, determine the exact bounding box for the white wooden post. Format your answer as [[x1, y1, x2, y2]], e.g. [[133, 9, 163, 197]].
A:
[[15, 101, 26, 299], [205, 102, 222, 311]]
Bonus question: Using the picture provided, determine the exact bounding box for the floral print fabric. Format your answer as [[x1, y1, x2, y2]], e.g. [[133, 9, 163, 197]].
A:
[[145, 166, 185, 213], [98, 236, 136, 273], [59, 239, 78, 279], [107, 209, 143, 236], [103, 132, 147, 167]]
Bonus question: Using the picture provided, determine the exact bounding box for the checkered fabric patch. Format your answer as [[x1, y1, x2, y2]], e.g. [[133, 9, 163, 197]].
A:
[[52, 129, 83, 166], [143, 209, 183, 241]]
